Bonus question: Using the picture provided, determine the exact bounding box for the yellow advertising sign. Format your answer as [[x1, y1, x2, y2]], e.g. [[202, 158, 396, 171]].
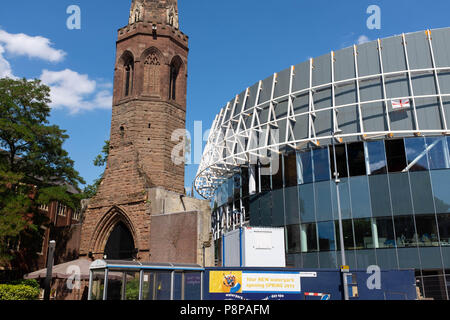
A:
[[209, 271, 243, 294], [209, 271, 302, 294]]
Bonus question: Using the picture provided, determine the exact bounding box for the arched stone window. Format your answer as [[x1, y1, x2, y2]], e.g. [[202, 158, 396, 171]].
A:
[[144, 52, 161, 96], [169, 56, 183, 101], [123, 55, 134, 97], [104, 221, 135, 260]]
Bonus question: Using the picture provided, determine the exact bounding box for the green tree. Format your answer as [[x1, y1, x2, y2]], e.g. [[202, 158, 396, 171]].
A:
[[0, 77, 85, 265], [82, 140, 109, 199]]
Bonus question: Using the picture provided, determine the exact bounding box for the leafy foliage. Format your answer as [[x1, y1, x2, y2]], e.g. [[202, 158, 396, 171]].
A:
[[83, 140, 109, 199], [0, 283, 40, 300], [0, 77, 85, 266]]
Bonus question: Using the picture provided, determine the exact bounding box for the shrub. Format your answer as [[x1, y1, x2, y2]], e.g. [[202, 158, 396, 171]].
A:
[[8, 279, 40, 290], [0, 284, 40, 300]]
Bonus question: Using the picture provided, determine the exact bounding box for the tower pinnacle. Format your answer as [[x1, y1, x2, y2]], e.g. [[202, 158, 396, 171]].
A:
[[129, 0, 179, 29]]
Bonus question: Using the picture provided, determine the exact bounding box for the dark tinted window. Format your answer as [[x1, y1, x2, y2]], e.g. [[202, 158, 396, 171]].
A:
[[394, 215, 418, 248], [372, 217, 396, 248], [286, 225, 301, 254], [284, 153, 298, 188], [297, 151, 313, 184], [385, 139, 407, 173], [353, 218, 373, 250], [300, 223, 318, 253], [241, 167, 249, 198], [366, 140, 388, 175], [313, 148, 331, 182], [415, 215, 439, 247], [330, 144, 348, 179], [404, 137, 429, 172], [317, 221, 336, 251], [335, 220, 355, 250], [347, 142, 367, 177], [272, 154, 284, 190], [437, 214, 450, 245], [426, 137, 450, 170], [260, 163, 271, 192]]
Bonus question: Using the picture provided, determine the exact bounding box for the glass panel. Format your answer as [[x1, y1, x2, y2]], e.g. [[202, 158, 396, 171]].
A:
[[142, 272, 156, 300], [284, 153, 298, 188], [154, 271, 172, 300], [284, 186, 299, 225], [329, 144, 348, 179], [298, 183, 316, 223], [353, 218, 374, 250], [354, 250, 377, 270], [233, 173, 241, 200], [260, 164, 271, 192], [366, 140, 388, 175], [272, 189, 284, 227], [249, 194, 260, 226], [260, 192, 272, 226], [313, 147, 331, 182], [349, 176, 372, 219], [300, 223, 318, 253], [409, 171, 435, 215], [286, 224, 301, 254], [389, 172, 413, 215], [431, 170, 450, 213], [335, 219, 355, 250], [385, 139, 407, 173], [107, 271, 124, 300], [394, 215, 418, 248], [317, 221, 336, 251], [438, 214, 450, 246], [414, 215, 439, 247], [184, 272, 202, 300], [372, 217, 396, 248], [331, 178, 352, 220], [369, 175, 392, 218], [404, 137, 429, 171], [315, 181, 333, 222], [426, 136, 450, 170], [318, 251, 337, 269], [376, 249, 398, 269], [241, 167, 249, 198], [272, 154, 284, 190], [173, 272, 183, 300], [90, 271, 105, 301], [124, 272, 140, 300], [347, 142, 366, 177], [227, 177, 234, 203], [297, 151, 313, 185]]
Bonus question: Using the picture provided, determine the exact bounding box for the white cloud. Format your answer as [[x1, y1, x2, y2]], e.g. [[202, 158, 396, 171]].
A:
[[357, 35, 370, 45], [0, 45, 14, 78], [0, 29, 66, 63], [40, 69, 112, 114]]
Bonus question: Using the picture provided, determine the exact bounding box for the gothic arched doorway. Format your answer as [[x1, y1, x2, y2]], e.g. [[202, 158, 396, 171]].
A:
[[104, 221, 135, 260]]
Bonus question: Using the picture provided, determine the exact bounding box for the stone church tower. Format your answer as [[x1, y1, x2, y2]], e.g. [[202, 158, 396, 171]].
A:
[[79, 0, 212, 265]]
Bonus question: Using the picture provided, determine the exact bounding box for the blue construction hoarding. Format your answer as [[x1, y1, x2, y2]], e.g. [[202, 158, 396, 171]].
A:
[[204, 267, 417, 300]]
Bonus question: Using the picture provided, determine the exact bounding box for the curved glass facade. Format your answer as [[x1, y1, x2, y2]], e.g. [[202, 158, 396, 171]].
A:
[[201, 27, 450, 300], [211, 136, 450, 300]]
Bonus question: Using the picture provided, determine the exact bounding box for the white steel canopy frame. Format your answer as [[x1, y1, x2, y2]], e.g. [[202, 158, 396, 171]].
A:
[[195, 29, 450, 199]]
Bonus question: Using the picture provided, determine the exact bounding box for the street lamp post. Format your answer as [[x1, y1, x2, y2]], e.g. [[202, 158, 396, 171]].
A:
[[44, 240, 56, 300], [331, 132, 349, 301]]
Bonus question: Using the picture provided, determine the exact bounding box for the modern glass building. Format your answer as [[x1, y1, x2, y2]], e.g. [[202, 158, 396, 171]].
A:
[[195, 28, 450, 300]]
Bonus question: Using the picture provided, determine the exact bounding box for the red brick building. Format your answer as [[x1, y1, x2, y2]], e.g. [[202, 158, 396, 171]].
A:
[[1, 193, 85, 280], [79, 0, 213, 266]]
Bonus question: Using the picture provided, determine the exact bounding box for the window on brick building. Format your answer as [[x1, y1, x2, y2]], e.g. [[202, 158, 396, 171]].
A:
[[169, 56, 183, 101]]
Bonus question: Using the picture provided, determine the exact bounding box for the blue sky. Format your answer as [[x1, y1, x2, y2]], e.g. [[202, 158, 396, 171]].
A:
[[0, 0, 449, 197]]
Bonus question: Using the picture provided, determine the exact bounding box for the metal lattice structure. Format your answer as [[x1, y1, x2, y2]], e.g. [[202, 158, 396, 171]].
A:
[[195, 28, 450, 199]]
